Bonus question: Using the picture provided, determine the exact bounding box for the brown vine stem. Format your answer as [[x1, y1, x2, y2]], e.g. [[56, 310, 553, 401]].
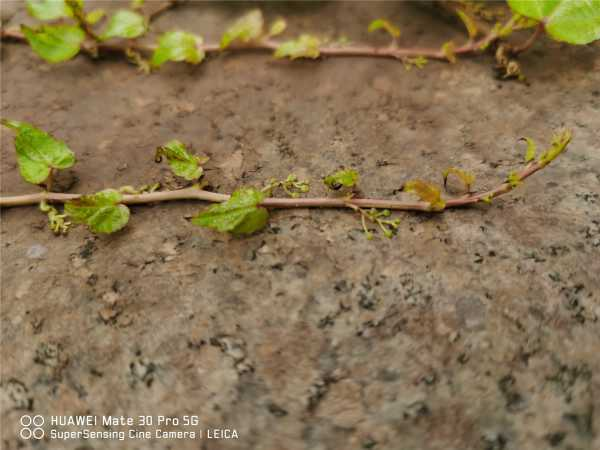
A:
[[511, 22, 545, 54], [0, 159, 547, 212], [147, 0, 180, 22]]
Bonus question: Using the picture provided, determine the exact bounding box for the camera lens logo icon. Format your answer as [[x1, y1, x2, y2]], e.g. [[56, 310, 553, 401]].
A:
[[20, 415, 45, 440]]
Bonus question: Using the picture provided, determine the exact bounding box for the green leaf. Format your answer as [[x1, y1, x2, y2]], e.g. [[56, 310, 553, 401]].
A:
[[100, 10, 147, 41], [192, 188, 268, 235], [269, 18, 287, 37], [507, 0, 600, 44], [323, 169, 359, 190], [456, 10, 478, 39], [274, 34, 321, 60], [539, 129, 572, 166], [65, 189, 130, 234], [442, 167, 475, 192], [481, 193, 494, 204], [368, 19, 401, 38], [85, 9, 105, 25], [155, 140, 208, 180], [1, 119, 76, 184], [403, 180, 445, 211], [220, 10, 264, 49], [441, 41, 457, 63], [125, 48, 151, 73], [131, 0, 144, 9], [26, 0, 73, 21], [403, 56, 428, 70], [520, 137, 537, 163], [151, 31, 204, 68], [21, 24, 85, 63]]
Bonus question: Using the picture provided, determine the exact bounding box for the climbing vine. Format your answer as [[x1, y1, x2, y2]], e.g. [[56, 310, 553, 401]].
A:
[[0, 118, 573, 239], [0, 1, 597, 238], [1, 0, 599, 80]]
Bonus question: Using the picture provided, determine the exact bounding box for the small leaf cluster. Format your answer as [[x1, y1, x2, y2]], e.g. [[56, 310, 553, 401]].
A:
[[155, 140, 208, 181], [192, 188, 268, 236], [367, 18, 429, 70], [323, 169, 359, 190], [220, 10, 323, 61], [23, 0, 147, 63], [1, 119, 75, 184], [39, 200, 70, 234], [65, 189, 130, 234], [368, 19, 400, 39], [443, 167, 475, 193], [262, 174, 310, 198], [516, 129, 572, 168], [403, 180, 446, 211], [349, 206, 401, 240], [151, 31, 204, 68]]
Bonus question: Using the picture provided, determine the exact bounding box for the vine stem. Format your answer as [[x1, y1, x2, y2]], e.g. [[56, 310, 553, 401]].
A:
[[511, 22, 545, 54], [0, 9, 546, 65], [147, 0, 179, 22], [0, 25, 503, 63], [0, 159, 546, 211]]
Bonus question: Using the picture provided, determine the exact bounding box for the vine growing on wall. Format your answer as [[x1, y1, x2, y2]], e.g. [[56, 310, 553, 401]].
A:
[[1, 0, 599, 80], [0, 119, 573, 239]]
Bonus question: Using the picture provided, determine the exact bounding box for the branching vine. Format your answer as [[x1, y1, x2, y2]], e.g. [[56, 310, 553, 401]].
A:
[[1, 0, 598, 80]]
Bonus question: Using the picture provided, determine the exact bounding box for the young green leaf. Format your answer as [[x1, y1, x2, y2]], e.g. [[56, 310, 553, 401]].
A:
[[456, 10, 478, 39], [323, 169, 359, 190], [26, 0, 73, 21], [403, 56, 427, 71], [368, 19, 401, 38], [274, 34, 321, 59], [125, 48, 151, 73], [85, 9, 105, 25], [520, 137, 537, 163], [269, 18, 287, 37], [481, 193, 494, 204], [442, 167, 475, 192], [403, 180, 445, 211], [192, 188, 268, 235], [274, 34, 321, 60], [151, 31, 204, 68], [1, 119, 75, 184], [40, 200, 70, 234], [263, 174, 309, 198], [441, 41, 457, 63], [100, 10, 147, 41], [506, 171, 521, 188], [507, 0, 600, 44], [539, 129, 572, 167], [155, 140, 208, 181], [65, 189, 130, 234], [497, 19, 516, 38], [21, 24, 85, 63], [220, 10, 264, 49]]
